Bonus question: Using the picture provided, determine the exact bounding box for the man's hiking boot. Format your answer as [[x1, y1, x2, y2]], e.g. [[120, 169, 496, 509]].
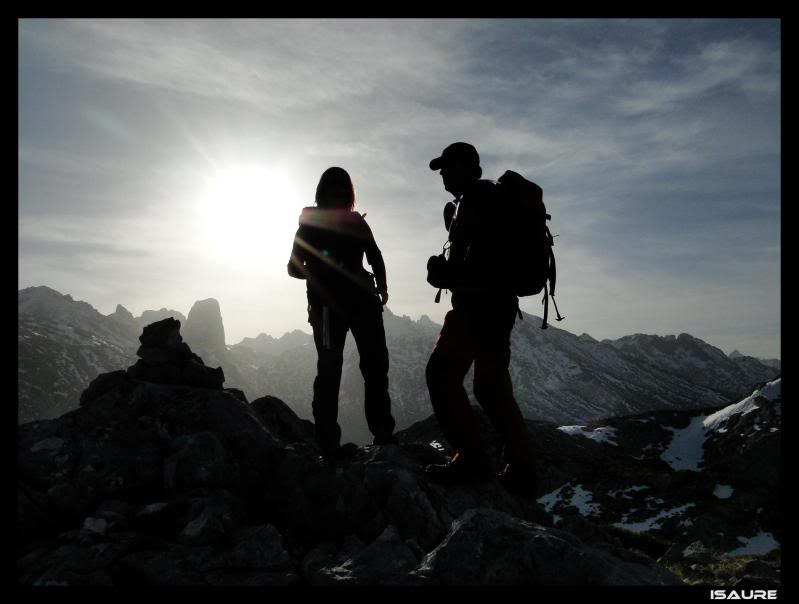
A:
[[497, 463, 538, 497], [373, 434, 399, 446], [424, 452, 493, 485]]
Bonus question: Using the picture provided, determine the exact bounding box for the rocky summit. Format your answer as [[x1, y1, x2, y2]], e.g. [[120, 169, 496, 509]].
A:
[[17, 321, 676, 587], [17, 320, 780, 587]]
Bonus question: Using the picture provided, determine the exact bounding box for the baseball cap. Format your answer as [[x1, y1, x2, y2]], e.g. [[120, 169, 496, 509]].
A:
[[429, 142, 480, 171]]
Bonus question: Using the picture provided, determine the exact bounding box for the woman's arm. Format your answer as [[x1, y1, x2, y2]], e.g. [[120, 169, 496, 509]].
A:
[[287, 226, 307, 279], [361, 219, 388, 304]]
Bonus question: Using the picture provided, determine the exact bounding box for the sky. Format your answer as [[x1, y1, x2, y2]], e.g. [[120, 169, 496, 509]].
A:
[[18, 18, 781, 359]]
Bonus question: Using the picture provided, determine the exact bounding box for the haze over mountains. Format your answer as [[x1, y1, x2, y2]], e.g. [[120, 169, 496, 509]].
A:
[[18, 286, 780, 445]]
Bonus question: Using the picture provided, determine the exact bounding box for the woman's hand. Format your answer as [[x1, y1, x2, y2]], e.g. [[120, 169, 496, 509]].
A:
[[379, 289, 389, 306]]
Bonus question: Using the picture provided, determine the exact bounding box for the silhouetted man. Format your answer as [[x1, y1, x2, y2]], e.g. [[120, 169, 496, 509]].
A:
[[424, 142, 538, 495]]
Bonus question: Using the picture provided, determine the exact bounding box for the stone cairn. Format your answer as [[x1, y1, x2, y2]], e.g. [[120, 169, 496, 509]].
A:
[[126, 317, 225, 389]]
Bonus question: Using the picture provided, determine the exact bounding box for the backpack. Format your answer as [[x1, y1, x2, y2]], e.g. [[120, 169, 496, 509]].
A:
[[496, 170, 565, 329]]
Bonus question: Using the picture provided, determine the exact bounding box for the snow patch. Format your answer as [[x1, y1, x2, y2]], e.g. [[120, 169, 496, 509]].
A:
[[536, 482, 602, 517], [724, 532, 780, 557], [608, 485, 649, 499], [659, 378, 780, 472], [537, 483, 569, 513], [557, 425, 618, 446], [613, 503, 695, 533], [713, 484, 734, 499], [570, 485, 603, 517], [758, 379, 781, 401], [704, 399, 758, 432], [661, 416, 707, 471]]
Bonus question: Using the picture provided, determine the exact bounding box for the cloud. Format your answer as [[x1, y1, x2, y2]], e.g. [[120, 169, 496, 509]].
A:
[[19, 19, 467, 112]]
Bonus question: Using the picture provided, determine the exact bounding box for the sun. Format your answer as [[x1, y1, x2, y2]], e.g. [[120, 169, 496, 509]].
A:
[[197, 164, 304, 269]]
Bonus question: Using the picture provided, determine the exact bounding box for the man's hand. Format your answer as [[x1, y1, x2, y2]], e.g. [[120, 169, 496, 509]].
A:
[[379, 289, 389, 306]]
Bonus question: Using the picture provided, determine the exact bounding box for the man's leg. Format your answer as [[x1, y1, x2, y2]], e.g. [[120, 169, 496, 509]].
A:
[[349, 306, 396, 442], [425, 309, 490, 470], [309, 304, 349, 458], [471, 303, 537, 490]]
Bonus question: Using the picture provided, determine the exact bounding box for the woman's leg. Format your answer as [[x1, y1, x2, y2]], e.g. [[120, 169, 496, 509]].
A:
[[350, 305, 395, 441], [309, 303, 349, 457]]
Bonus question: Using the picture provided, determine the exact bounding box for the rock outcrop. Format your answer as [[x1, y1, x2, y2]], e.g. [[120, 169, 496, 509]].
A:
[[124, 318, 225, 390]]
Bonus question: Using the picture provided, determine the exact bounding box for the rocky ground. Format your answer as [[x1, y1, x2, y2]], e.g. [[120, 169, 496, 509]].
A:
[[17, 318, 781, 587]]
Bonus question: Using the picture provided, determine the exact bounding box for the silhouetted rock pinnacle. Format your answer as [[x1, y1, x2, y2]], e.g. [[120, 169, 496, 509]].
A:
[[108, 304, 136, 327], [183, 299, 227, 366], [120, 318, 225, 391]]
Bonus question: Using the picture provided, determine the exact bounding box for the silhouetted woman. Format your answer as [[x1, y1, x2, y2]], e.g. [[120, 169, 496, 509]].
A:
[[288, 167, 397, 462]]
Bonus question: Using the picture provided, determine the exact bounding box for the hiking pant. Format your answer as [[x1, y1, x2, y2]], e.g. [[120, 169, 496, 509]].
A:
[[425, 295, 536, 471], [308, 298, 395, 454]]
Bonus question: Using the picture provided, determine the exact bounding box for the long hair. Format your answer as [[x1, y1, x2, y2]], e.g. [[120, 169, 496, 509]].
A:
[[315, 166, 356, 210]]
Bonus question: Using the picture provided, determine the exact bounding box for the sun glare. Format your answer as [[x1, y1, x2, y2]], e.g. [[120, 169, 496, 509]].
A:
[[198, 165, 304, 270]]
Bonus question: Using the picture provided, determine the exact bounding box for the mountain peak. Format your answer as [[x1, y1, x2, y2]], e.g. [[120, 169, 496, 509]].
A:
[[110, 304, 135, 321], [182, 298, 228, 362], [19, 284, 64, 298], [192, 298, 222, 311], [19, 285, 100, 318]]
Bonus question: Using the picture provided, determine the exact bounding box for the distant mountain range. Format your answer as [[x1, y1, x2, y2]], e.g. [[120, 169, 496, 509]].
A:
[[18, 286, 780, 445]]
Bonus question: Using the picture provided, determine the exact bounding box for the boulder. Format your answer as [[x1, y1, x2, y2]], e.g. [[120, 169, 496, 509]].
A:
[[80, 370, 129, 406], [208, 525, 292, 571], [138, 317, 183, 349], [250, 395, 316, 446], [682, 540, 713, 563], [179, 510, 226, 546], [164, 432, 232, 494], [413, 508, 681, 585], [311, 525, 422, 585]]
